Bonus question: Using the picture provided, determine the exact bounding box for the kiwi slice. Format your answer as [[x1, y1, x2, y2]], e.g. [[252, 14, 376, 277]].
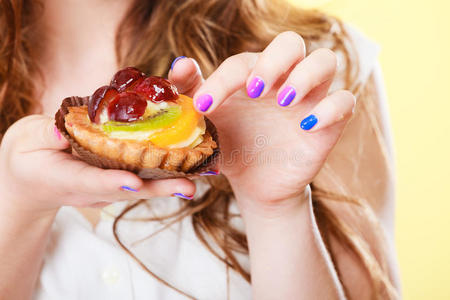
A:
[[102, 105, 181, 132]]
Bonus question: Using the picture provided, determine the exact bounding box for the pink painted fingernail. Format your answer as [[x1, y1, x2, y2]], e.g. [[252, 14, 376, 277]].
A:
[[54, 126, 62, 140], [247, 76, 265, 98], [195, 94, 213, 112], [278, 86, 296, 107]]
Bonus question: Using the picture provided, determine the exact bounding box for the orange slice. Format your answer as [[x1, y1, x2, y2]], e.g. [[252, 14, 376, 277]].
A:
[[148, 94, 201, 147]]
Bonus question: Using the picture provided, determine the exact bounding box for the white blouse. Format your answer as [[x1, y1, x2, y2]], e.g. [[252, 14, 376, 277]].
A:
[[33, 26, 380, 300]]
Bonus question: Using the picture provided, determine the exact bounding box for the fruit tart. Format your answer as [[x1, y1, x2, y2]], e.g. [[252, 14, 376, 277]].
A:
[[55, 67, 219, 179]]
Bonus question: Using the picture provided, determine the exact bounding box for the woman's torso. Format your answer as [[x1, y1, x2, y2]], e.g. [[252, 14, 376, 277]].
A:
[[33, 14, 380, 298]]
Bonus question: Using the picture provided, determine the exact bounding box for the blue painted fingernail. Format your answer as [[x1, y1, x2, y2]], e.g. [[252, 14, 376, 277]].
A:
[[247, 76, 265, 98], [199, 170, 220, 176], [300, 115, 318, 130], [171, 56, 186, 70], [278, 86, 296, 107], [195, 94, 213, 112], [121, 186, 138, 192], [172, 193, 194, 200]]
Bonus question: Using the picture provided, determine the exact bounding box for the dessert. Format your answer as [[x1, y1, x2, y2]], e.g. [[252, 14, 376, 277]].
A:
[[55, 67, 219, 178]]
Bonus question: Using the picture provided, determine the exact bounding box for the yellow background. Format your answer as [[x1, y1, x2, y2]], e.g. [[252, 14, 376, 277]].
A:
[[289, 0, 450, 299]]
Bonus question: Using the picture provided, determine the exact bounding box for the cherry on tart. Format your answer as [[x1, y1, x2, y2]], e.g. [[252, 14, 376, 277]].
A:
[[107, 92, 147, 122], [88, 86, 118, 123], [110, 67, 145, 92], [135, 76, 178, 103]]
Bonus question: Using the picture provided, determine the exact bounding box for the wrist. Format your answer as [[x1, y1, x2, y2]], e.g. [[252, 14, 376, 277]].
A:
[[236, 185, 311, 220], [0, 184, 59, 222]]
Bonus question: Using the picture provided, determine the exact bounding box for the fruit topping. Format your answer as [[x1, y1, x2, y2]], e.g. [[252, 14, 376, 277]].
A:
[[148, 94, 201, 147], [135, 76, 178, 103], [110, 67, 145, 92], [102, 105, 182, 133], [88, 85, 119, 123], [107, 92, 147, 122]]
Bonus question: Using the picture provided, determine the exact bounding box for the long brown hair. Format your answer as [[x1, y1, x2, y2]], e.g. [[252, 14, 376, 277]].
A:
[[0, 0, 397, 299]]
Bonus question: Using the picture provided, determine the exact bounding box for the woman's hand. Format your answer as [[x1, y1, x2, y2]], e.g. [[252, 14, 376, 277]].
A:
[[0, 115, 195, 216], [172, 31, 355, 212]]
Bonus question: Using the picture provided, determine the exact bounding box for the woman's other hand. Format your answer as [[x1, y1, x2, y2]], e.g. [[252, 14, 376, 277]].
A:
[[0, 115, 195, 216]]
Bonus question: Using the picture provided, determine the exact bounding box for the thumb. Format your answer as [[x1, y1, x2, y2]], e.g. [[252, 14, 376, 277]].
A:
[[13, 115, 70, 152], [168, 57, 204, 97]]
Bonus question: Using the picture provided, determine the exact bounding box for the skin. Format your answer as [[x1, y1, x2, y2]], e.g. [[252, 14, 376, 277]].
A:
[[0, 0, 399, 299]]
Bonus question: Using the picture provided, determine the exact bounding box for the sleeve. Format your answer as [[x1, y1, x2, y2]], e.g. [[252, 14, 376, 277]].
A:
[[305, 185, 348, 300]]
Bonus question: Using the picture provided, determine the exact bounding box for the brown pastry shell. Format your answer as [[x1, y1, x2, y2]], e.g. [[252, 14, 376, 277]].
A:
[[55, 96, 220, 179]]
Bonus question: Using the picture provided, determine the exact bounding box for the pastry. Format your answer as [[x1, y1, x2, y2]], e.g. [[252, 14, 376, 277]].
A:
[[55, 67, 219, 178]]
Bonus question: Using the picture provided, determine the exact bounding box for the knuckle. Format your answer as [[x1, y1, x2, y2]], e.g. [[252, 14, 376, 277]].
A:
[[278, 31, 306, 55], [221, 53, 246, 69], [221, 55, 237, 68], [314, 48, 338, 72], [337, 89, 356, 101], [2, 118, 30, 149], [335, 90, 356, 108], [6, 115, 49, 144]]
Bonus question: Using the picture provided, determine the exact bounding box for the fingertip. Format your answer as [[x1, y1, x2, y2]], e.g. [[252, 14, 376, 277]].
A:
[[247, 76, 265, 99], [170, 56, 187, 71], [169, 57, 203, 95], [103, 169, 143, 192], [53, 125, 70, 147], [170, 57, 198, 80], [190, 58, 202, 76], [142, 177, 196, 197], [277, 85, 297, 107], [171, 178, 196, 197], [193, 93, 214, 113], [300, 114, 318, 131]]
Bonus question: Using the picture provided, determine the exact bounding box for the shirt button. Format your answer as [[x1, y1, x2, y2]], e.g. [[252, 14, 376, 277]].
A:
[[102, 267, 120, 285]]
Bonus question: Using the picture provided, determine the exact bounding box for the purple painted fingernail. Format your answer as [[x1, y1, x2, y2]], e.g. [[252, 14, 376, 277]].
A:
[[171, 56, 186, 70], [199, 170, 220, 176], [172, 193, 194, 200], [121, 186, 139, 192], [247, 76, 265, 98], [195, 94, 213, 112], [278, 86, 296, 107], [54, 126, 62, 140]]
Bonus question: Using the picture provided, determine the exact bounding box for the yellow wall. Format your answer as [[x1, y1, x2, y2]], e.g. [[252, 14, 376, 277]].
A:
[[289, 0, 450, 299]]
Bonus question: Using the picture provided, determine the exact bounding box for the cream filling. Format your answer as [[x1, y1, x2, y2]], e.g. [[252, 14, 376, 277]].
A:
[[103, 117, 206, 149], [98, 101, 205, 149]]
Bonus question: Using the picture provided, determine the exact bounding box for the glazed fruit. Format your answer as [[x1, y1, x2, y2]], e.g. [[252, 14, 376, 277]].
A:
[[87, 67, 204, 148], [107, 92, 147, 122], [102, 105, 182, 133], [148, 94, 201, 147], [88, 86, 119, 123], [135, 76, 178, 103], [110, 67, 145, 92]]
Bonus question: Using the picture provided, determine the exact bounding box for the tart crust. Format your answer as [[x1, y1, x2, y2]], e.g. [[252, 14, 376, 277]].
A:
[[64, 106, 217, 172]]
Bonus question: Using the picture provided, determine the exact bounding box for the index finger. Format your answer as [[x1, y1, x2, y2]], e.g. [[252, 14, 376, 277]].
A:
[[192, 52, 257, 114]]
